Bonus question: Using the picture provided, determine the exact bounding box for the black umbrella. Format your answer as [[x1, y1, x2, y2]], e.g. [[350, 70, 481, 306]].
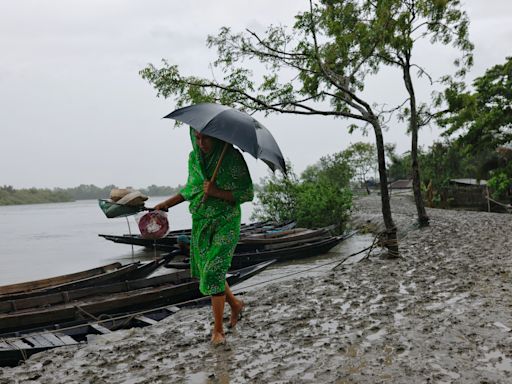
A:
[[164, 103, 286, 174]]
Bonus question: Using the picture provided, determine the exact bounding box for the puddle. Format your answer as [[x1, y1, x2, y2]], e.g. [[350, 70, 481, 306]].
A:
[[187, 372, 209, 384], [430, 362, 461, 380], [425, 292, 470, 311], [366, 328, 386, 342], [478, 349, 512, 372], [493, 321, 511, 332], [394, 312, 405, 327]]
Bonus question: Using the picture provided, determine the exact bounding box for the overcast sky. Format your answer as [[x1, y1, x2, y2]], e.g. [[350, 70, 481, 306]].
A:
[[0, 0, 511, 189]]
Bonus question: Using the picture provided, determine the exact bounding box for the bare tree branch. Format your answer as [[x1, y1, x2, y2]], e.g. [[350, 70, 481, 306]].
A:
[[179, 78, 370, 122], [245, 29, 309, 59]]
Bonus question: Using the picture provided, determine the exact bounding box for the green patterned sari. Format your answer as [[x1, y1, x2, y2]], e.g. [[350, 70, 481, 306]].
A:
[[180, 129, 253, 295]]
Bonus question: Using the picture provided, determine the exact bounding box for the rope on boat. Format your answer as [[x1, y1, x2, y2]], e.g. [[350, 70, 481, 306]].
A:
[[9, 341, 28, 362], [74, 305, 100, 322]]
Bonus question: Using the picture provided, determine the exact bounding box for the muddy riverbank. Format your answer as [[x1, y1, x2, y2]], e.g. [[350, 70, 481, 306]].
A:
[[1, 194, 511, 383]]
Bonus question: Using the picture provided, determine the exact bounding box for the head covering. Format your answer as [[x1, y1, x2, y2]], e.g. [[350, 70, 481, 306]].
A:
[[179, 128, 254, 218]]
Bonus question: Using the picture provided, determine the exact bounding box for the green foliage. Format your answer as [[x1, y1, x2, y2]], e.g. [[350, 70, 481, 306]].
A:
[[487, 171, 512, 200], [251, 163, 301, 224], [388, 140, 501, 190], [387, 148, 412, 181], [140, 184, 183, 197], [0, 185, 73, 205], [340, 142, 376, 187], [418, 141, 477, 188], [441, 57, 512, 154], [295, 179, 352, 231], [139, 1, 408, 126], [0, 184, 182, 206], [252, 157, 353, 233], [440, 57, 512, 201]]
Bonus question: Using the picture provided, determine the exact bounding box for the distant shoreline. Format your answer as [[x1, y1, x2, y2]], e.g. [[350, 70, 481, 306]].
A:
[[0, 185, 181, 206]]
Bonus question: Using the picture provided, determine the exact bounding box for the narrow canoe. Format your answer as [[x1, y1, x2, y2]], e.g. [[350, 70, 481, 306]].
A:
[[98, 220, 296, 248], [0, 260, 273, 366], [0, 262, 122, 296], [0, 258, 167, 302], [165, 234, 346, 270], [0, 260, 275, 334]]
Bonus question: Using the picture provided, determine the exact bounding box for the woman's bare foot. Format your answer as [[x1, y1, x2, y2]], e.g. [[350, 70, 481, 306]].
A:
[[211, 330, 226, 346], [229, 300, 245, 328]]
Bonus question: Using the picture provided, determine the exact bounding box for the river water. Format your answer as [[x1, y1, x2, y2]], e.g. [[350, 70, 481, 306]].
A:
[[0, 198, 373, 287], [0, 197, 247, 285]]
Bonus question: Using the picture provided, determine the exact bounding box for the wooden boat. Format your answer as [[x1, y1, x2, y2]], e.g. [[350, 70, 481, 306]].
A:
[[0, 260, 275, 334], [144, 224, 328, 255], [0, 262, 122, 296], [238, 227, 333, 245], [166, 234, 347, 270], [98, 220, 296, 250], [0, 258, 167, 302], [0, 261, 273, 366]]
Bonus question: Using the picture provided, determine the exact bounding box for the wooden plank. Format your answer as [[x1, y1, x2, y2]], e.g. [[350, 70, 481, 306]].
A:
[[24, 335, 53, 348], [0, 341, 11, 350], [39, 333, 65, 346], [89, 324, 111, 334], [7, 339, 32, 349], [54, 333, 78, 345], [134, 315, 158, 326]]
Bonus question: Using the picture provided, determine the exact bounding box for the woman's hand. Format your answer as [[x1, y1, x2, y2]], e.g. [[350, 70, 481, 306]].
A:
[[153, 202, 168, 211], [203, 181, 234, 203], [203, 181, 218, 197]]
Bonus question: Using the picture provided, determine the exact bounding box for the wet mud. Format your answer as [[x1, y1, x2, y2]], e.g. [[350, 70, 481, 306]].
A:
[[1, 194, 511, 383]]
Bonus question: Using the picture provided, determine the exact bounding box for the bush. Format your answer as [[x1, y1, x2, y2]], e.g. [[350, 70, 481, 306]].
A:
[[252, 156, 353, 233], [488, 171, 512, 200]]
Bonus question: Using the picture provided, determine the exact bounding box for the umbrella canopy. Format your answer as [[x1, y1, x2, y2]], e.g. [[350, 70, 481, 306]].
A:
[[164, 103, 286, 174]]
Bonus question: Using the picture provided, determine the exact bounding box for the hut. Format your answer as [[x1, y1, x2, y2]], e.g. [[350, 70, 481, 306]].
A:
[[441, 178, 488, 210]]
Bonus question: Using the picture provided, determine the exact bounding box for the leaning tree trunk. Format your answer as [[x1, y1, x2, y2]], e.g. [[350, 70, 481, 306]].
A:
[[371, 118, 399, 257], [404, 60, 429, 227]]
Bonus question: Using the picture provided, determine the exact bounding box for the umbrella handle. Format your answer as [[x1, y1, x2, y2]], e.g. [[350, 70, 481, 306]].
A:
[[201, 142, 229, 204]]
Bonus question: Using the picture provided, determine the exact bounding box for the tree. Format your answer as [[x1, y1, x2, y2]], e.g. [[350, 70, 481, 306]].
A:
[[419, 141, 476, 188], [366, 0, 473, 227], [386, 145, 412, 182], [441, 57, 512, 201], [441, 57, 512, 154], [141, 1, 401, 256], [341, 142, 377, 193]]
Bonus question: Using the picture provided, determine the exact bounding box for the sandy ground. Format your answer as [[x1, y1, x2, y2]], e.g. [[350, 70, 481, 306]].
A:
[[1, 194, 512, 383]]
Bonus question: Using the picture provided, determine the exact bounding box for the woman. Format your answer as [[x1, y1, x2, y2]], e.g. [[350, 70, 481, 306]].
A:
[[154, 129, 253, 345]]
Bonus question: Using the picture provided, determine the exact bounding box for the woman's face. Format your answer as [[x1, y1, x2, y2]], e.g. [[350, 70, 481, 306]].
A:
[[194, 132, 214, 153]]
